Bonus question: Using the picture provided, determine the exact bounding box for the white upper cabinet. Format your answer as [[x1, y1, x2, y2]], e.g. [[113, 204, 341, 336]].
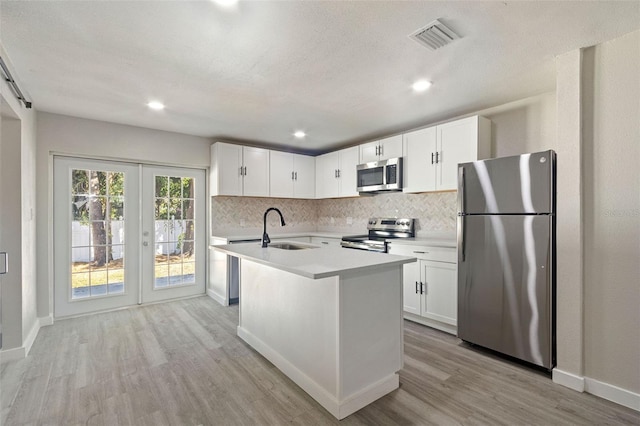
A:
[[402, 126, 437, 193], [403, 116, 491, 193], [210, 142, 270, 197], [315, 146, 359, 198], [270, 151, 315, 199], [359, 135, 403, 163]]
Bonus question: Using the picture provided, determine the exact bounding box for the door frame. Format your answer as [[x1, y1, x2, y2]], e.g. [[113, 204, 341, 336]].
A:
[[51, 153, 209, 318]]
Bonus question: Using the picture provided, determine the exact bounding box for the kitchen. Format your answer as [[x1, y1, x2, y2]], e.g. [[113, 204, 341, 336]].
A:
[[1, 1, 639, 424]]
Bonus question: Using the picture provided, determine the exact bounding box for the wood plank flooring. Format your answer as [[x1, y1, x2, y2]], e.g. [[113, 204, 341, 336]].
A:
[[1, 296, 638, 425]]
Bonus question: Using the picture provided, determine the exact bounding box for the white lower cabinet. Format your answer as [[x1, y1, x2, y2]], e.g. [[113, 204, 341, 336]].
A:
[[388, 243, 457, 334]]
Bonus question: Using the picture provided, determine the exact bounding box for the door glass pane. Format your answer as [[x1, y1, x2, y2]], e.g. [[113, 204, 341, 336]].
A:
[[70, 169, 126, 299], [154, 174, 197, 288]]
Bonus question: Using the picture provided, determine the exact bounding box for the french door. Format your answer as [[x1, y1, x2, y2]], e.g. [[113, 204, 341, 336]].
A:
[[53, 157, 206, 317]]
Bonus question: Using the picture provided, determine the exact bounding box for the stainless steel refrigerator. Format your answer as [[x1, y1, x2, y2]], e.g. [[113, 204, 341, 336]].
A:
[[457, 150, 556, 370]]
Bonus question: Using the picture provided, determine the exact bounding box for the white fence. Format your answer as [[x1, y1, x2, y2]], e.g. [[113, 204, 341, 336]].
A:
[[72, 220, 190, 262]]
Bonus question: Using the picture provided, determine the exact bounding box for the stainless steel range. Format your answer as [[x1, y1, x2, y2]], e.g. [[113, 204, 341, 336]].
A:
[[341, 218, 415, 252]]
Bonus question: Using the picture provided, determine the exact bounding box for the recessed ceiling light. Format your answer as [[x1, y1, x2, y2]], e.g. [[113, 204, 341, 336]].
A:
[[412, 80, 432, 92], [294, 131, 306, 139], [147, 101, 165, 111], [212, 0, 238, 7]]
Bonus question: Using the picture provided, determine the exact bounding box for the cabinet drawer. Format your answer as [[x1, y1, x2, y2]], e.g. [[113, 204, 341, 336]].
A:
[[388, 244, 456, 263]]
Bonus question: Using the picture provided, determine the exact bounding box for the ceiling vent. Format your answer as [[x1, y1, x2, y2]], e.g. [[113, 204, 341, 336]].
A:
[[409, 19, 460, 51]]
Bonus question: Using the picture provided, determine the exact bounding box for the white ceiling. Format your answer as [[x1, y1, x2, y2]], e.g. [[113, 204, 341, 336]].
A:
[[1, 1, 639, 154]]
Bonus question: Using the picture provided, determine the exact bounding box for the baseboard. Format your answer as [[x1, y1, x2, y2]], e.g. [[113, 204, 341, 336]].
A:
[[552, 368, 585, 392], [403, 313, 457, 335], [553, 369, 639, 412], [23, 318, 41, 357], [585, 377, 640, 412], [206, 288, 228, 306], [0, 346, 26, 363], [237, 326, 399, 420], [39, 315, 54, 326], [0, 316, 47, 363]]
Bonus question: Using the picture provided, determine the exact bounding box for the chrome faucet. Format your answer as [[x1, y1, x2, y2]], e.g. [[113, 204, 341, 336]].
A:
[[262, 207, 286, 247]]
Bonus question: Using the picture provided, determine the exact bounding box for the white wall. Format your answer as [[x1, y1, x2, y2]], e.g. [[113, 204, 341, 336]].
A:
[[35, 112, 212, 318], [582, 30, 640, 394], [554, 49, 586, 387], [481, 92, 557, 157], [0, 44, 38, 357], [0, 115, 23, 350]]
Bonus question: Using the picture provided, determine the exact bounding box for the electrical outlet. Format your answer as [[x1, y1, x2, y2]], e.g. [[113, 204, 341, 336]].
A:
[[240, 218, 246, 227], [346, 217, 353, 225]]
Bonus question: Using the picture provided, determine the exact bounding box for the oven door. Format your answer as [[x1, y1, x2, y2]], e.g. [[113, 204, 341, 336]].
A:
[[357, 163, 384, 191]]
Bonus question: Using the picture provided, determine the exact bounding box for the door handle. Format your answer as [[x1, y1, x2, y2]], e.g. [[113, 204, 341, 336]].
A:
[[435, 151, 440, 164], [415, 281, 419, 294], [458, 166, 466, 262], [0, 252, 7, 274], [421, 281, 426, 295], [295, 172, 298, 180], [143, 242, 149, 247], [292, 171, 294, 180], [375, 146, 379, 156], [337, 169, 341, 178], [244, 166, 247, 176], [431, 152, 434, 164], [239, 166, 244, 176], [379, 144, 383, 157]]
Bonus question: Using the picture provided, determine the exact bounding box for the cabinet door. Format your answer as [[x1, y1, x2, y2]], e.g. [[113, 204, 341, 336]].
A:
[[242, 146, 270, 197], [359, 141, 380, 163], [422, 260, 457, 326], [315, 152, 339, 198], [212, 142, 243, 196], [401, 261, 422, 316], [338, 146, 359, 197], [269, 151, 294, 198], [293, 154, 315, 198], [402, 127, 436, 193], [436, 117, 478, 191], [378, 135, 403, 160]]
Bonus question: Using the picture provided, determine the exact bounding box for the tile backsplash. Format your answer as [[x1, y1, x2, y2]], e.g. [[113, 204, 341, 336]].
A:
[[316, 191, 457, 234], [211, 191, 457, 236]]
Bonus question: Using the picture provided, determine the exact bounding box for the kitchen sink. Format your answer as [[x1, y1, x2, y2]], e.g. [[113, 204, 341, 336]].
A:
[[268, 242, 318, 250]]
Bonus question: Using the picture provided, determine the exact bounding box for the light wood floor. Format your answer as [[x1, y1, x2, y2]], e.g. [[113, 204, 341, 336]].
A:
[[1, 296, 638, 425]]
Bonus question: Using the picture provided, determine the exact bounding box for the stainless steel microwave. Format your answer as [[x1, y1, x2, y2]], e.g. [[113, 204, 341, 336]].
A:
[[356, 157, 403, 193]]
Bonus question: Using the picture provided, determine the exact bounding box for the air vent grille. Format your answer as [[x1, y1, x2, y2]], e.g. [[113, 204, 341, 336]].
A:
[[409, 19, 460, 51]]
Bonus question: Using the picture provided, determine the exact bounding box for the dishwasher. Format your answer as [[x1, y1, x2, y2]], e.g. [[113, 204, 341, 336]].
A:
[[228, 239, 261, 304]]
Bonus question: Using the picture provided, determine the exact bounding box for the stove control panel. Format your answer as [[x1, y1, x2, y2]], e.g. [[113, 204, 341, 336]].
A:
[[366, 217, 415, 233]]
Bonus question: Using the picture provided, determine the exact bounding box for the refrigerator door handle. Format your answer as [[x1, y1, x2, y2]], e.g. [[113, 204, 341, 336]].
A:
[[458, 167, 466, 262]]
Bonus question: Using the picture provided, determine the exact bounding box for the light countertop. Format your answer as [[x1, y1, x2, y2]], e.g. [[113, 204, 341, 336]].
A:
[[211, 230, 456, 248], [211, 231, 351, 243], [212, 242, 416, 279], [386, 237, 457, 248]]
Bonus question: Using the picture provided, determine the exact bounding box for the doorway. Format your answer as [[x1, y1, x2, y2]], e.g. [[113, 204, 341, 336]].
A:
[[53, 157, 206, 317]]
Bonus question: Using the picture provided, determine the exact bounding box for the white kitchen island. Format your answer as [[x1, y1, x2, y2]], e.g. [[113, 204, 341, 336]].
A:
[[213, 242, 416, 419]]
